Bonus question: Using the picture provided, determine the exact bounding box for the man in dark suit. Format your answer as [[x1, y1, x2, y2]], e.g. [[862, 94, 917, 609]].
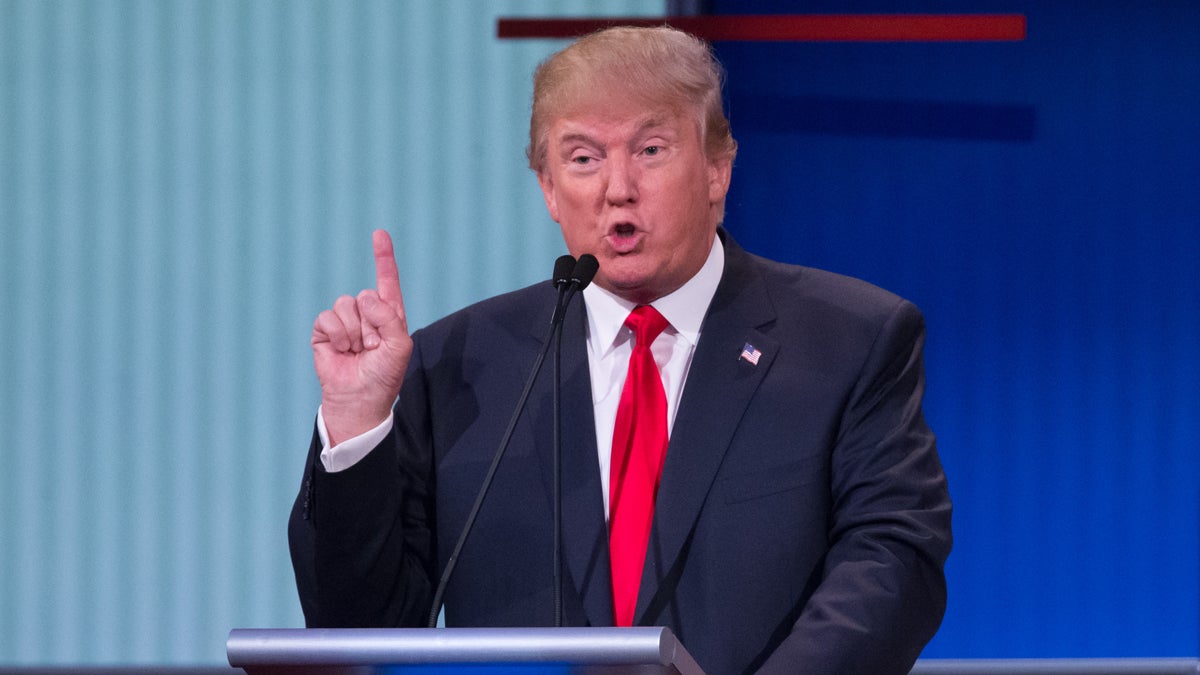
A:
[[290, 26, 952, 674]]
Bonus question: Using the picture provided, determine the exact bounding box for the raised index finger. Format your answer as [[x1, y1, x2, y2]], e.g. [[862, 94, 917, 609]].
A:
[[372, 229, 403, 306]]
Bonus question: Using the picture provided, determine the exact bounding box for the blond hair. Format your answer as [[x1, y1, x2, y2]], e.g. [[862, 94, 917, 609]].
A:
[[527, 25, 737, 173]]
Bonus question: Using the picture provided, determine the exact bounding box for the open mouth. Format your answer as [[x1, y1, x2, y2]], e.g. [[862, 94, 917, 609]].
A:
[[608, 223, 641, 253]]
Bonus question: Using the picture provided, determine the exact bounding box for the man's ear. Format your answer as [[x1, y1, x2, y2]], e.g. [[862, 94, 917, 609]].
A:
[[707, 153, 733, 204], [537, 169, 560, 223]]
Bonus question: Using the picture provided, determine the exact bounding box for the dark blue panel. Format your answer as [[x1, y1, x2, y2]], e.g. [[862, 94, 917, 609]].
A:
[[712, 0, 1200, 659], [733, 94, 1036, 141]]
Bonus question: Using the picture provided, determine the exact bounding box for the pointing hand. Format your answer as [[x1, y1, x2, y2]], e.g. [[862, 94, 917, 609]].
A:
[[311, 230, 413, 445]]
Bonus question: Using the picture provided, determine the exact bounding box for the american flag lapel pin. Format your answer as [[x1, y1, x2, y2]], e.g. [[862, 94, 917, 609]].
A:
[[739, 342, 762, 366]]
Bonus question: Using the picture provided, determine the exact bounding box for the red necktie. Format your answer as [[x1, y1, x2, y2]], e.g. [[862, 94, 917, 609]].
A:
[[609, 305, 670, 627]]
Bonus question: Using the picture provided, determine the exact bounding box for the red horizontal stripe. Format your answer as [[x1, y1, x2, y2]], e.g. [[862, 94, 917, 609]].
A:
[[497, 14, 1026, 42]]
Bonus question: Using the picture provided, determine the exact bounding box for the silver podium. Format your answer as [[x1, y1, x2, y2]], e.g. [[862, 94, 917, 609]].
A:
[[227, 627, 705, 674]]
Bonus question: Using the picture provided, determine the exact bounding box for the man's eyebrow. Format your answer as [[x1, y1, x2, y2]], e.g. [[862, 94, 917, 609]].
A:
[[636, 115, 672, 132], [556, 115, 677, 145], [558, 132, 598, 146]]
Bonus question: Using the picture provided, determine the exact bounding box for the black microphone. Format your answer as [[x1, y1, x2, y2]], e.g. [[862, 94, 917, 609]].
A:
[[570, 254, 599, 290], [426, 253, 591, 628], [552, 254, 576, 291], [553, 253, 597, 324], [550, 254, 577, 326]]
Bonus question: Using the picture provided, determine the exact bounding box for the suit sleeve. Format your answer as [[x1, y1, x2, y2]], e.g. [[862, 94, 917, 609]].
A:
[[759, 299, 953, 675], [287, 340, 438, 628]]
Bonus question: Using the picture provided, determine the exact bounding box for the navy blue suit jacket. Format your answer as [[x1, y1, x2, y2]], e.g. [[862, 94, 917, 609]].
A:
[[290, 230, 952, 674]]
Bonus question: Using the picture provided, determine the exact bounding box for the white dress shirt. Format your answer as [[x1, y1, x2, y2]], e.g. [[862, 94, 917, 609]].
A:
[[582, 236, 724, 517], [319, 235, 726, 521]]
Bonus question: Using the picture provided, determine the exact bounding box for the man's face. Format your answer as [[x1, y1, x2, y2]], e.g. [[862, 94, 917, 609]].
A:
[[536, 99, 732, 304]]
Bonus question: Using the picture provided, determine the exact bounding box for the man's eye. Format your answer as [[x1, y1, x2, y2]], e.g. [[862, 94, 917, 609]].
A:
[[643, 146, 661, 156], [572, 155, 592, 164]]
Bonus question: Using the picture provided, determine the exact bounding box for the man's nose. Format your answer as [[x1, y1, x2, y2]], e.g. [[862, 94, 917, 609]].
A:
[[604, 155, 639, 205]]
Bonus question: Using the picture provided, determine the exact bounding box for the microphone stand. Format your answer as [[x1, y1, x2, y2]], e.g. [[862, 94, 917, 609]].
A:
[[552, 286, 566, 627], [426, 255, 591, 629], [553, 255, 597, 626]]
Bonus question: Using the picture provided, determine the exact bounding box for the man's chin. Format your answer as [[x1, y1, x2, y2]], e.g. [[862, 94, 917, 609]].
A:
[[597, 271, 664, 304]]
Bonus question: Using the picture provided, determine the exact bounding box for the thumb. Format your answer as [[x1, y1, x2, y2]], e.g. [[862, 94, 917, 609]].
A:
[[358, 289, 410, 348]]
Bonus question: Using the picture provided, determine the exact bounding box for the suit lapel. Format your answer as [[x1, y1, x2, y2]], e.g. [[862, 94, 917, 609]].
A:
[[635, 237, 779, 624]]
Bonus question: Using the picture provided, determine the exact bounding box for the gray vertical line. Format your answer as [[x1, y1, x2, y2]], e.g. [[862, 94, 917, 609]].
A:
[[51, 0, 86, 658], [74, 0, 102, 659], [166, 0, 199, 657], [18, 0, 54, 659], [253, 0, 281, 620], [130, 0, 165, 657], [418, 1, 441, 322], [364, 0, 393, 261], [258, 0, 287, 618], [164, 0, 185, 651], [227, 0, 255, 626], [432, 6, 457, 309], [89, 0, 124, 660], [241, 0, 275, 620], [43, 0, 61, 651], [9, 0, 33, 656], [203, 0, 233, 637], [157, 0, 182, 659], [348, 0, 369, 292], [323, 1, 350, 289], [444, 2, 474, 305], [110, 0, 138, 659], [122, 0, 143, 654], [260, 0, 289, 620], [192, 0, 217, 648], [480, 4, 507, 288], [191, 0, 215, 656], [0, 0, 16, 656], [0, 0, 18, 656]]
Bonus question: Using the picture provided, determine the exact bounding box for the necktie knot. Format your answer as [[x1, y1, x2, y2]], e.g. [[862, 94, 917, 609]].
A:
[[625, 305, 669, 348]]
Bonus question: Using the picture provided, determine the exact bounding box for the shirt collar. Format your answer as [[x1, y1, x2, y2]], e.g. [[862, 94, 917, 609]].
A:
[[582, 233, 725, 358]]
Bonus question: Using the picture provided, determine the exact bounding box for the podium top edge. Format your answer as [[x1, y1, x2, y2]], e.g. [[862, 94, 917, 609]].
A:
[[227, 627, 692, 669]]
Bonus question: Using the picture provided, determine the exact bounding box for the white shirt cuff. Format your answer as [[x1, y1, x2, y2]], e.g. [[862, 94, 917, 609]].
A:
[[317, 405, 395, 473]]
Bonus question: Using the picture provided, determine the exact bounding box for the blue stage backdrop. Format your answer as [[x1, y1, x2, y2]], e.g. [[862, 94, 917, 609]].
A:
[[713, 0, 1199, 658]]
